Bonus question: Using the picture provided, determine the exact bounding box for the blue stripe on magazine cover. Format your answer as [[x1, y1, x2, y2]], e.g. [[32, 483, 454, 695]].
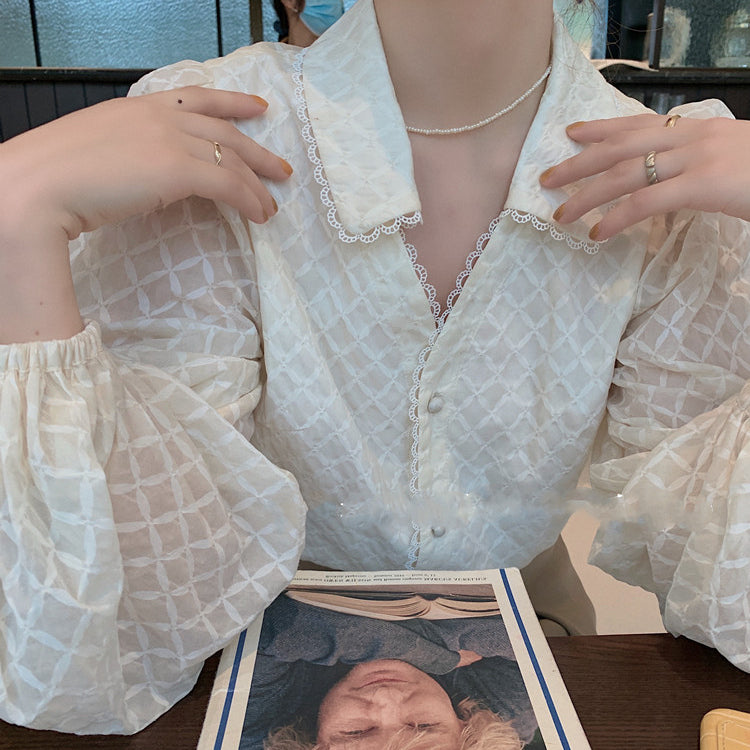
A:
[[214, 628, 248, 750], [500, 568, 571, 750]]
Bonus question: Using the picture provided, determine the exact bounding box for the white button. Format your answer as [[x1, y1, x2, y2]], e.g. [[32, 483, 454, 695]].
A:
[[431, 526, 446, 538], [427, 395, 444, 414]]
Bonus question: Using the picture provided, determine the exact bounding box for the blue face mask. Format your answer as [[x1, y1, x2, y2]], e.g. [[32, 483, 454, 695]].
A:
[[299, 0, 345, 36]]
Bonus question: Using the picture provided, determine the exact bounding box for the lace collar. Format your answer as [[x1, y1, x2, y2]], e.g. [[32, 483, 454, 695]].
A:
[[298, 0, 649, 248]]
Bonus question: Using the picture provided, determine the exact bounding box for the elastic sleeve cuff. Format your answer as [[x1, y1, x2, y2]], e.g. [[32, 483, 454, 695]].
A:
[[0, 320, 103, 374]]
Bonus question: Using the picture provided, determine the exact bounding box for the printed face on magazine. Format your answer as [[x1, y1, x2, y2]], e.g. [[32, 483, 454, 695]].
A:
[[316, 659, 465, 749]]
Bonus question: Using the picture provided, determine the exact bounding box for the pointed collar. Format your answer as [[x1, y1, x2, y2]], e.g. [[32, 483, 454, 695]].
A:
[[299, 1, 648, 246], [300, 0, 419, 241]]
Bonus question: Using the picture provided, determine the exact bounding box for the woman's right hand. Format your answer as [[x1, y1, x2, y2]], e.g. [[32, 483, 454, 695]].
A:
[[1, 85, 292, 237], [0, 86, 292, 344]]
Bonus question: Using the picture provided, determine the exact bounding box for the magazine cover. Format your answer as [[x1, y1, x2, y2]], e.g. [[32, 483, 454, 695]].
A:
[[197, 568, 590, 750]]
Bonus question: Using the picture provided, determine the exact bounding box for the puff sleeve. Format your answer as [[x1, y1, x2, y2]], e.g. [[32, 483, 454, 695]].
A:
[[0, 64, 306, 734], [589, 200, 750, 671]]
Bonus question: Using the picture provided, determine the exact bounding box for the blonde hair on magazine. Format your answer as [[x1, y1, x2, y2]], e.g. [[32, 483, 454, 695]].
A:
[[263, 698, 524, 750]]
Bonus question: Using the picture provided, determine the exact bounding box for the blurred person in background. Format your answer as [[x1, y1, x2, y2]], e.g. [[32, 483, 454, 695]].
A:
[[273, 0, 359, 45]]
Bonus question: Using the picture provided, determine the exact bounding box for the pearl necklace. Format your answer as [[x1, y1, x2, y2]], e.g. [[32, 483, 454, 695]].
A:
[[405, 63, 552, 136]]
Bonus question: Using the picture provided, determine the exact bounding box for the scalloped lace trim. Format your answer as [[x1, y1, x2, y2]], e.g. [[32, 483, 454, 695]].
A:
[[403, 213, 502, 567], [293, 49, 423, 244], [504, 208, 602, 255]]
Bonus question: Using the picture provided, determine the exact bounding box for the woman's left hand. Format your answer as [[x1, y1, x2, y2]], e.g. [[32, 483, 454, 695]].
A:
[[540, 113, 750, 241]]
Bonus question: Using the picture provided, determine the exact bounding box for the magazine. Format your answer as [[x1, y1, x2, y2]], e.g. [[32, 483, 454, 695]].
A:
[[197, 568, 590, 750]]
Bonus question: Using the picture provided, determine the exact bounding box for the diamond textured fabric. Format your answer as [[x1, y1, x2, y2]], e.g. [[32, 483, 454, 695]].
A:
[[2, 0, 750, 733]]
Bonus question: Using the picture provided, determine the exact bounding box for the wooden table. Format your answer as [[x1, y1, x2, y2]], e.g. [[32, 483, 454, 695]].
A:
[[552, 634, 750, 749], [2, 634, 749, 749]]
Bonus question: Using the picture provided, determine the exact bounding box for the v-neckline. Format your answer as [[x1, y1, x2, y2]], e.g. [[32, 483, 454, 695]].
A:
[[400, 209, 507, 332]]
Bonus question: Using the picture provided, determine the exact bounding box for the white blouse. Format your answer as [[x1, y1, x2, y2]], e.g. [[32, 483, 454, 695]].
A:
[[2, 0, 750, 733]]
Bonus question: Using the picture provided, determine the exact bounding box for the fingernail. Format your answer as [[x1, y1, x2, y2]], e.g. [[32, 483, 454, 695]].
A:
[[552, 203, 566, 222], [281, 159, 294, 176], [271, 197, 278, 213], [539, 166, 555, 184], [566, 121, 585, 134], [251, 95, 269, 109], [589, 223, 600, 240]]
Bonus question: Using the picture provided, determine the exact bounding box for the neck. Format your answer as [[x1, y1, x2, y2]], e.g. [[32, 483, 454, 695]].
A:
[[373, 0, 554, 132], [287, 14, 318, 47]]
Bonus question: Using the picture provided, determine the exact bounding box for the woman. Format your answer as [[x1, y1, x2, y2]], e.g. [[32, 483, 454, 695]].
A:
[[266, 671, 524, 750], [240, 594, 537, 748], [273, 0, 349, 46], [1, 0, 750, 735]]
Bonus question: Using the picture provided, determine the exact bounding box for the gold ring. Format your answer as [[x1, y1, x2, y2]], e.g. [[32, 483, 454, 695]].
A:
[[665, 114, 681, 128], [212, 141, 222, 167], [645, 150, 659, 185]]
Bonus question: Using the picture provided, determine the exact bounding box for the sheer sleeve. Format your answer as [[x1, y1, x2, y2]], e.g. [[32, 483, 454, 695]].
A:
[[0, 75, 306, 734], [589, 200, 750, 671]]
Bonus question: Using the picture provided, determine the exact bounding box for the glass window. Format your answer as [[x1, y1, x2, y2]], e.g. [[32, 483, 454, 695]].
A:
[[34, 0, 220, 68], [0, 0, 618, 70], [0, 0, 251, 69], [221, 0, 252, 56], [0, 0, 36, 66]]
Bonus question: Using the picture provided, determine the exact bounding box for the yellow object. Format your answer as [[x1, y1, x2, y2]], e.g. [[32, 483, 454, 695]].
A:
[[700, 708, 750, 750]]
